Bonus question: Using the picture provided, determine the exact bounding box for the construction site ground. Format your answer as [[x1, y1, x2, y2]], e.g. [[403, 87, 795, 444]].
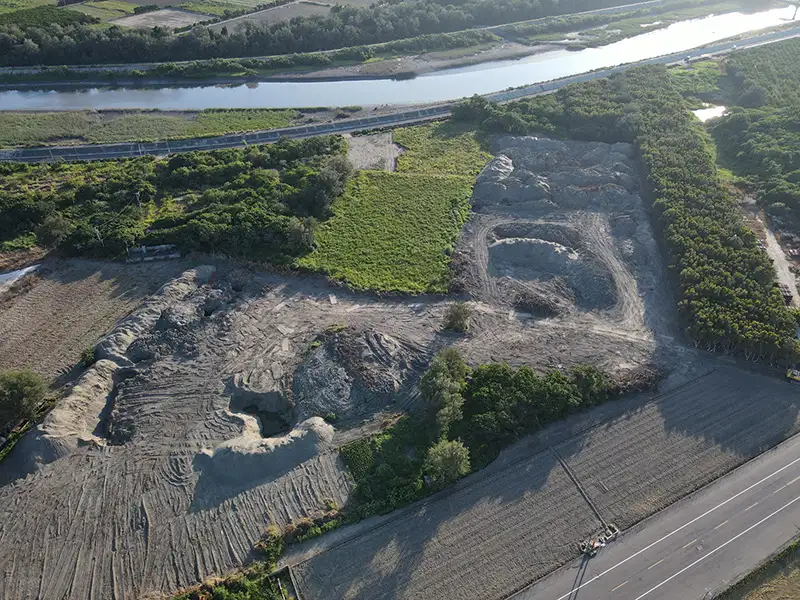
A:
[[1, 135, 798, 600]]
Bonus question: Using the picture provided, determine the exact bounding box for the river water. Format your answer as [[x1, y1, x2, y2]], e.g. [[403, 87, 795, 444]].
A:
[[0, 6, 795, 110]]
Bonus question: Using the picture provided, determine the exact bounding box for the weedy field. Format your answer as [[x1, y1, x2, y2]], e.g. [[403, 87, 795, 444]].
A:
[[0, 109, 299, 147], [299, 124, 490, 293]]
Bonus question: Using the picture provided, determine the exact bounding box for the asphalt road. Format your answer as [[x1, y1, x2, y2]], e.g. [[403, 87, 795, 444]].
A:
[[512, 432, 800, 600], [2, 24, 799, 163]]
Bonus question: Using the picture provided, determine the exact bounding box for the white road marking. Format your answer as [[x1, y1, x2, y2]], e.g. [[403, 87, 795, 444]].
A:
[[744, 502, 759, 512], [682, 538, 697, 549], [774, 484, 788, 495], [553, 454, 800, 600], [647, 559, 663, 570], [633, 494, 800, 599]]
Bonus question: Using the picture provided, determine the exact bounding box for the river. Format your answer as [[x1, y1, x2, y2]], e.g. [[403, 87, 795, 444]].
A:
[[0, 5, 795, 110]]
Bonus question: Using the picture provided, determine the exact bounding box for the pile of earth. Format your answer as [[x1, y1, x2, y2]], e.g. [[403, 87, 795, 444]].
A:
[[292, 327, 427, 424], [472, 137, 640, 214]]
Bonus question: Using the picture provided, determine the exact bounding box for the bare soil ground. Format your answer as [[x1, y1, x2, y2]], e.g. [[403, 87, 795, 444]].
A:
[[0, 247, 47, 272], [346, 132, 404, 171], [209, 1, 329, 32], [0, 137, 734, 600], [292, 364, 800, 600], [0, 259, 186, 381], [112, 8, 209, 28]]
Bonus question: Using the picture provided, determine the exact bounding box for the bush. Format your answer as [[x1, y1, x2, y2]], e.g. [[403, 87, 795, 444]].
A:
[[443, 301, 472, 333], [79, 346, 97, 368], [0, 370, 46, 424], [253, 525, 284, 564], [424, 439, 470, 490]]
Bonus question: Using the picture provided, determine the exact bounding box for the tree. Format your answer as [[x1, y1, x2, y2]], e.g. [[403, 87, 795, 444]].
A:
[[443, 301, 472, 332], [36, 213, 75, 247], [570, 364, 612, 406], [420, 348, 469, 438], [424, 439, 470, 489], [0, 370, 46, 424]]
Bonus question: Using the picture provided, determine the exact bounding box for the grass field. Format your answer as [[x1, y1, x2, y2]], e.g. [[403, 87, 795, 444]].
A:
[[67, 0, 134, 21], [0, 0, 52, 15], [299, 124, 489, 293], [0, 109, 298, 147], [393, 123, 491, 177]]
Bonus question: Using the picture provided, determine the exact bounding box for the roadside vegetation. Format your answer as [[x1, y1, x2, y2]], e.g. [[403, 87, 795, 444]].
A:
[[340, 349, 617, 519], [452, 63, 799, 362], [299, 124, 488, 293], [0, 109, 299, 147], [0, 136, 351, 262]]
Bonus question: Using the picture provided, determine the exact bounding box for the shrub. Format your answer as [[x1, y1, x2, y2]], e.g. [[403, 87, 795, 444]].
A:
[[340, 438, 373, 481], [0, 370, 46, 424], [79, 346, 97, 368], [424, 439, 471, 490], [253, 525, 284, 564], [443, 301, 472, 333]]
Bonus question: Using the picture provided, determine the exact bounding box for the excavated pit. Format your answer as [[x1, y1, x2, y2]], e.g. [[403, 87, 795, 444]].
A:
[[227, 372, 296, 438]]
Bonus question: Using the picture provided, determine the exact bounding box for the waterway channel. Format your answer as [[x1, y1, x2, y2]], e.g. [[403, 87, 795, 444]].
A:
[[0, 5, 795, 110]]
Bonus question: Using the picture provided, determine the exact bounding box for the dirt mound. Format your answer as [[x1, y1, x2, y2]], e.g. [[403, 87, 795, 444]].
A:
[[195, 417, 334, 486], [1, 267, 216, 483], [472, 137, 639, 215], [292, 328, 426, 424], [488, 234, 617, 311]]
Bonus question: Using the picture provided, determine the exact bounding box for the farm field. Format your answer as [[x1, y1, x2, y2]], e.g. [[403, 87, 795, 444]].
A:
[[0, 109, 299, 147], [0, 0, 51, 15], [717, 541, 800, 600], [111, 7, 210, 27], [209, 0, 329, 31], [67, 0, 134, 21], [0, 260, 186, 380]]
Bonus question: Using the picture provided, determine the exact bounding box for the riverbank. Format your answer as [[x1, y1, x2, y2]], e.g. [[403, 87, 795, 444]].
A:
[[0, 0, 782, 89]]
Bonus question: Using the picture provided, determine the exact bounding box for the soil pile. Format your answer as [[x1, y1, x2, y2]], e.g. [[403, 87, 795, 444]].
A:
[[293, 328, 427, 424]]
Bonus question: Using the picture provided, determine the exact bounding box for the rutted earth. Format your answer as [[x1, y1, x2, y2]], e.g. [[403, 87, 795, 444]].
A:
[[0, 136, 771, 600]]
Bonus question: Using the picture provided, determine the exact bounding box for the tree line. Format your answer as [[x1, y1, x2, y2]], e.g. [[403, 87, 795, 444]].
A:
[[0, 136, 352, 263], [1, 0, 632, 66], [452, 65, 799, 362]]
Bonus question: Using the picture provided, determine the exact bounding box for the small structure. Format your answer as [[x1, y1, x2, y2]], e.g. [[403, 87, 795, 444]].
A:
[[126, 244, 181, 264]]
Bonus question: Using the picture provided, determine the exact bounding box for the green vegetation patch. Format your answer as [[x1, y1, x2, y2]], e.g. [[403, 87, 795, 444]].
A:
[[725, 37, 800, 109], [393, 123, 491, 177], [177, 0, 238, 15], [0, 109, 298, 147], [340, 349, 618, 520], [0, 0, 53, 16], [0, 137, 350, 263], [299, 171, 473, 293], [0, 4, 93, 24], [67, 0, 134, 20]]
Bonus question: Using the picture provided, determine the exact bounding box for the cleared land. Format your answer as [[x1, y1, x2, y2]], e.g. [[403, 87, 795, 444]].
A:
[[300, 124, 490, 293], [111, 7, 209, 27], [292, 365, 800, 600], [0, 259, 185, 380], [346, 132, 403, 171], [0, 0, 52, 14], [209, 1, 329, 32]]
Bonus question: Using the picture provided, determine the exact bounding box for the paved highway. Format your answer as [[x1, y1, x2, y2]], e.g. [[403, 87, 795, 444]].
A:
[[511, 432, 800, 600], [1, 24, 798, 163]]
